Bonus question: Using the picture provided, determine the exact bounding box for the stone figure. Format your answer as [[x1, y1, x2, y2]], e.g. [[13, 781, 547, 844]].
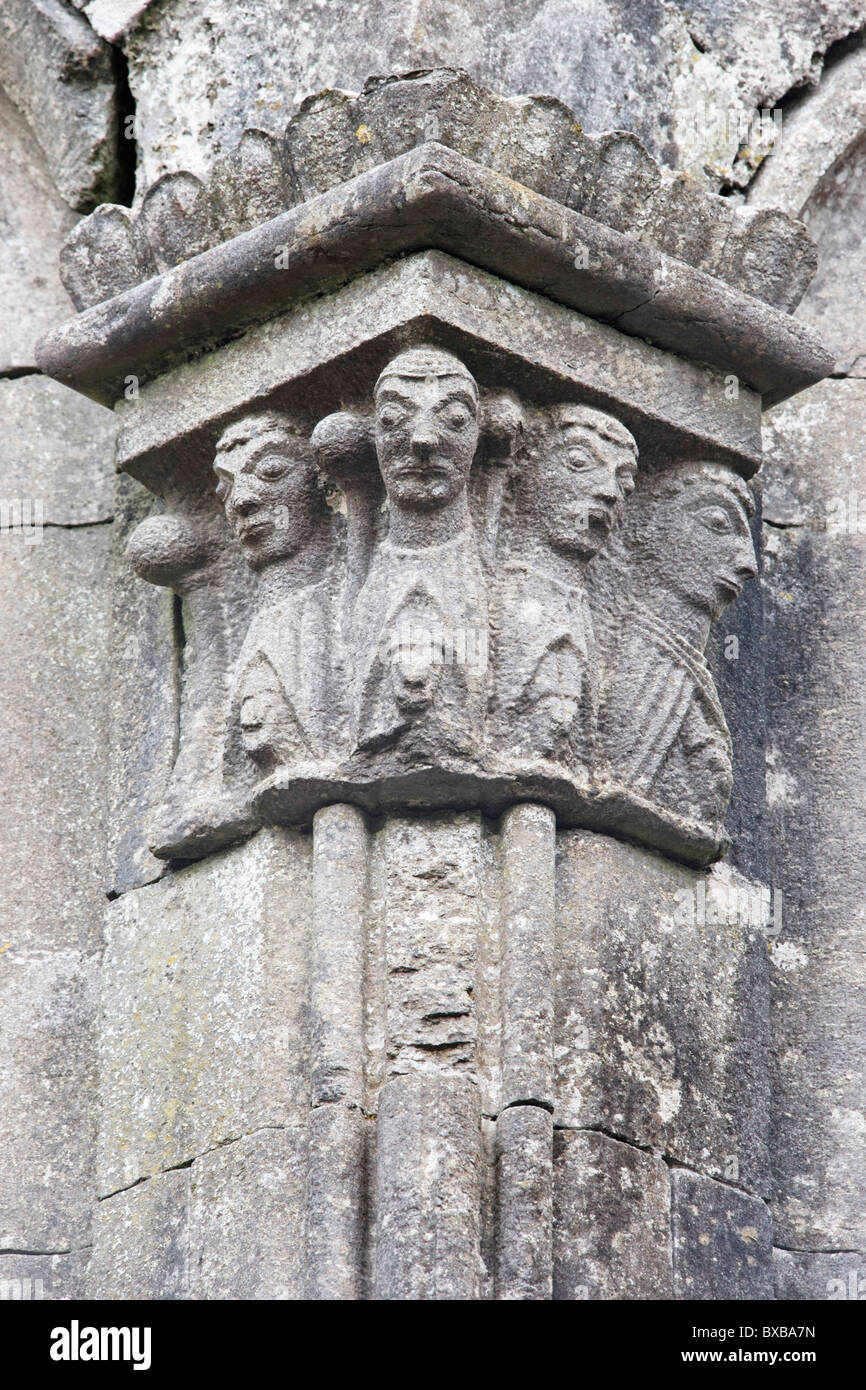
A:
[[350, 346, 489, 763], [491, 403, 638, 775], [214, 409, 342, 782], [589, 460, 758, 843]]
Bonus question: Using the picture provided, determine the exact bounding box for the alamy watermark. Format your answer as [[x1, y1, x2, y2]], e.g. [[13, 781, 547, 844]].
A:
[[0, 498, 44, 544], [673, 879, 783, 936]]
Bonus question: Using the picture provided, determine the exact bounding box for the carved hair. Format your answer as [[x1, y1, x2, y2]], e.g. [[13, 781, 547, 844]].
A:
[[214, 409, 313, 460], [553, 403, 639, 469], [375, 346, 480, 400]]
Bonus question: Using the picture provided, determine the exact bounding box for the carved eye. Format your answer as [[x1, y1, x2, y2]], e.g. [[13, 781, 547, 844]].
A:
[[699, 506, 734, 534], [378, 406, 404, 430], [256, 455, 289, 481], [564, 448, 593, 472], [443, 406, 472, 430]]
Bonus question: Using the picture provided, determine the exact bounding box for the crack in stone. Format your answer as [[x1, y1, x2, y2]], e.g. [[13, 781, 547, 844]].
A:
[[96, 1123, 292, 1201]]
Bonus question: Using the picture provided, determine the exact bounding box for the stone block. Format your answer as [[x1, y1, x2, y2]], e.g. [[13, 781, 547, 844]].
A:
[[96, 827, 312, 1195], [555, 831, 772, 1196], [0, 1251, 89, 1302], [0, 0, 120, 211], [0, 87, 77, 372], [0, 528, 112, 955], [762, 379, 866, 1254], [189, 1128, 308, 1300], [87, 1170, 189, 1300], [553, 1129, 673, 1300], [671, 1169, 773, 1300], [0, 951, 99, 1252], [0, 374, 115, 526], [774, 1248, 866, 1302], [375, 1073, 483, 1300]]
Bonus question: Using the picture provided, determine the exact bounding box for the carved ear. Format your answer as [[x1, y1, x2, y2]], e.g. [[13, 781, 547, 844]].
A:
[[481, 391, 525, 461], [126, 514, 219, 590], [311, 411, 377, 486]]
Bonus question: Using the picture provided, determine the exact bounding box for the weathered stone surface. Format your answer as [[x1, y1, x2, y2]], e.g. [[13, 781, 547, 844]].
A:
[[60, 205, 155, 312], [124, 0, 863, 192], [773, 1248, 866, 1302], [371, 814, 485, 1098], [0, 951, 99, 1253], [375, 1073, 482, 1300], [495, 1105, 553, 1299], [96, 827, 311, 1194], [87, 1170, 189, 1300], [555, 831, 772, 1195], [0, 0, 121, 211], [123, 1, 677, 187], [110, 252, 763, 488], [79, 0, 155, 44], [211, 128, 294, 240], [105, 473, 177, 895], [752, 45, 866, 223], [681, 0, 866, 127], [0, 87, 78, 372], [553, 1130, 673, 1300], [0, 529, 111, 955], [762, 378, 866, 1254], [0, 1251, 89, 1302], [0, 374, 115, 526], [40, 143, 829, 410], [793, 129, 866, 375], [306, 1103, 368, 1301], [500, 805, 555, 1110], [671, 1169, 773, 1300], [189, 1128, 307, 1300], [311, 805, 369, 1108]]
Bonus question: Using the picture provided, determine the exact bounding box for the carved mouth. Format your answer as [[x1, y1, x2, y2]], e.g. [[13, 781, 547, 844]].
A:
[[239, 517, 273, 540], [717, 576, 743, 599]]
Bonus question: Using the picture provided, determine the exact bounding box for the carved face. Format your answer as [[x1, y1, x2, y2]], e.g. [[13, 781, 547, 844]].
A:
[[537, 411, 637, 559], [646, 478, 758, 619], [374, 371, 480, 513], [214, 420, 320, 570]]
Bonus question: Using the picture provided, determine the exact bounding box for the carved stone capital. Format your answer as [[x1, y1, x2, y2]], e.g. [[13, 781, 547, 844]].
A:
[[35, 70, 833, 866]]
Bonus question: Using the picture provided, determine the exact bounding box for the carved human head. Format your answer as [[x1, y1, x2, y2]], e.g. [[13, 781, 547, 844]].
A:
[[532, 404, 638, 559], [373, 347, 480, 512], [611, 461, 758, 620], [213, 411, 324, 570]]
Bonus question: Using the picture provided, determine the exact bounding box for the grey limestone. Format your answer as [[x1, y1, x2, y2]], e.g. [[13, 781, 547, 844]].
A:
[[87, 1169, 189, 1300], [374, 1072, 483, 1300], [0, 0, 121, 212], [189, 1127, 307, 1301], [0, 374, 115, 526], [555, 831, 772, 1195], [495, 1104, 553, 1300], [553, 1129, 673, 1301], [0, 87, 78, 372], [96, 826, 311, 1195], [671, 1168, 774, 1301], [0, 950, 99, 1253]]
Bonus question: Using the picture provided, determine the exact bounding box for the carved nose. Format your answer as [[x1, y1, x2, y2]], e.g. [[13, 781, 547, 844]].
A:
[[232, 490, 260, 517], [736, 541, 758, 583], [410, 420, 438, 454]]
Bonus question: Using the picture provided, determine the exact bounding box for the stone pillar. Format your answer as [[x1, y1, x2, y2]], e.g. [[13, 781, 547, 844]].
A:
[[31, 57, 837, 1302]]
